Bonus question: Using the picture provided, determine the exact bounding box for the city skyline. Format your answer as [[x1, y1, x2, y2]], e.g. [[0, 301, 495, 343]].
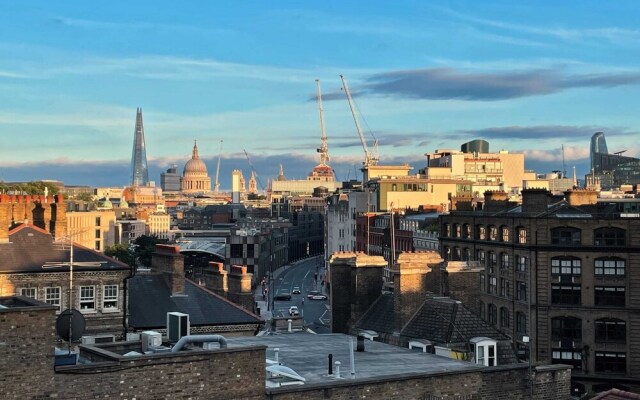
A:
[[1, 1, 640, 187]]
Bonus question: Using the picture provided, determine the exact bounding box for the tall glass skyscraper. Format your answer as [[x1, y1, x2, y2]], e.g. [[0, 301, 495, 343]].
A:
[[130, 108, 149, 186], [590, 132, 608, 171]]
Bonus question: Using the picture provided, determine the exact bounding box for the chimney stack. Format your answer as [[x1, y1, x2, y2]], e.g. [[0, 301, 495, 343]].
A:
[[564, 189, 597, 206], [482, 191, 509, 212], [151, 245, 185, 296], [227, 265, 254, 311], [203, 262, 228, 296], [521, 188, 551, 214]]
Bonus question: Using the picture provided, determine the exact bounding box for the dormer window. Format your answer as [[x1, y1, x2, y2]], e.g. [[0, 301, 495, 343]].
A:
[[471, 337, 498, 366]]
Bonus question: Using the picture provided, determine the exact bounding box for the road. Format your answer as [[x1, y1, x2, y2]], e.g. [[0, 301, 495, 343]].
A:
[[269, 256, 331, 334]]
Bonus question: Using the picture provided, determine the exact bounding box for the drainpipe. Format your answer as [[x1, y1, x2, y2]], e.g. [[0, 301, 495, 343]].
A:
[[122, 262, 136, 338], [171, 335, 228, 352]]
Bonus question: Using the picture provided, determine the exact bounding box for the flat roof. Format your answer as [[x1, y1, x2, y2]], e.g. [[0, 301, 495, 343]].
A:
[[226, 333, 483, 385]]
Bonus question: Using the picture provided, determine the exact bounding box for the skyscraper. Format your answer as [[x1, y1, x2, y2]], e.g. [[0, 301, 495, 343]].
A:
[[590, 131, 608, 171], [130, 108, 149, 186]]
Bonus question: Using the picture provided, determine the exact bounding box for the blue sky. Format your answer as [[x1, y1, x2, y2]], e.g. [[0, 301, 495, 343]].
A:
[[1, 1, 639, 188]]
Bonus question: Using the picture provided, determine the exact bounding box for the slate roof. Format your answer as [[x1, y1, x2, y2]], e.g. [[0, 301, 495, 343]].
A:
[[0, 225, 129, 274], [128, 274, 263, 329], [355, 293, 396, 334]]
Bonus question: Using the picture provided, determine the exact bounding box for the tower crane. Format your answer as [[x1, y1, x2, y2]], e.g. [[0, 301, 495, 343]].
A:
[[214, 140, 223, 193], [243, 149, 265, 191], [340, 74, 378, 167], [315, 79, 330, 166]]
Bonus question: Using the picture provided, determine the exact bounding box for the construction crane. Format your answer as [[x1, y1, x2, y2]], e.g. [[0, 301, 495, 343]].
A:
[[214, 140, 223, 193], [340, 74, 378, 167], [243, 149, 265, 191], [315, 79, 330, 166]]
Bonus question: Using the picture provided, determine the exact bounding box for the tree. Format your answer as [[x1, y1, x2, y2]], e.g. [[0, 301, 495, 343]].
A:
[[104, 243, 135, 267], [132, 235, 169, 268]]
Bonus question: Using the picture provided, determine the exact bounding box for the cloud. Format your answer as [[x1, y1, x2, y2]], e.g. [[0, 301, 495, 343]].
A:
[[455, 125, 637, 140], [357, 68, 640, 101]]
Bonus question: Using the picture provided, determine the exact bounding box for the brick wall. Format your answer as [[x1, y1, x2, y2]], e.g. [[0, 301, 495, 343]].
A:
[[267, 364, 571, 400], [0, 194, 66, 241]]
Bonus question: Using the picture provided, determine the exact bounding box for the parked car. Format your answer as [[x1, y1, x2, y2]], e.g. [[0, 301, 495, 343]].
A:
[[288, 306, 299, 316], [307, 290, 327, 300], [292, 287, 301, 294], [274, 291, 292, 301]]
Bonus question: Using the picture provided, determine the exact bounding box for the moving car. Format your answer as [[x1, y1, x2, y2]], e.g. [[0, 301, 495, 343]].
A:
[[307, 290, 327, 300], [292, 287, 301, 294], [274, 290, 292, 301], [288, 306, 299, 316]]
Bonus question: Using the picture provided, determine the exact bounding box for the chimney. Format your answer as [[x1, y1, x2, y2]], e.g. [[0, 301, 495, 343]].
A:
[[151, 245, 185, 296], [521, 189, 551, 214], [51, 194, 67, 239], [393, 251, 443, 332], [482, 191, 509, 212], [227, 265, 254, 310], [0, 195, 10, 243], [203, 261, 228, 296], [564, 189, 597, 207]]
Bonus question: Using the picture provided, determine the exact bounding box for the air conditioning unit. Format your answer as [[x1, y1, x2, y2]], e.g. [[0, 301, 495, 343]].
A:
[[167, 312, 190, 342], [141, 331, 163, 352], [126, 332, 141, 341], [81, 334, 115, 345]]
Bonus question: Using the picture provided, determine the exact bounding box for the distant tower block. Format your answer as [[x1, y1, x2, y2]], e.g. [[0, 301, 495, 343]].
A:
[[130, 108, 149, 186], [231, 170, 243, 203], [461, 139, 489, 154], [590, 132, 609, 171], [248, 171, 258, 194]]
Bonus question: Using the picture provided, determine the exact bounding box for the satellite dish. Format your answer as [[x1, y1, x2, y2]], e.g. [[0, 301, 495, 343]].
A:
[[55, 309, 86, 342]]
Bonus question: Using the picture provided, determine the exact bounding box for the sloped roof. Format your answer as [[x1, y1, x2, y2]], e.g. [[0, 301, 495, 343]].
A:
[[128, 275, 263, 329], [0, 225, 129, 274], [355, 293, 396, 334]]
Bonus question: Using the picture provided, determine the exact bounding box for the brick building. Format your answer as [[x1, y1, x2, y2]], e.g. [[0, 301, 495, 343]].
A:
[[440, 188, 640, 393], [0, 296, 571, 399]]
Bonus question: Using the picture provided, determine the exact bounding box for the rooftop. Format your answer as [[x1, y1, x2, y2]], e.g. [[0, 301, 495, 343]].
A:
[[225, 333, 483, 385]]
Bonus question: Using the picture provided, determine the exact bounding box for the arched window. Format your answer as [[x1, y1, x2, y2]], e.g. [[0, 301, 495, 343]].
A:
[[595, 318, 626, 343], [489, 225, 498, 241], [463, 224, 472, 239], [517, 227, 527, 244], [501, 226, 510, 242], [478, 225, 486, 240], [444, 224, 451, 237], [594, 227, 626, 246], [594, 257, 625, 276], [454, 224, 461, 238], [488, 304, 497, 325], [500, 307, 510, 328], [551, 227, 581, 245]]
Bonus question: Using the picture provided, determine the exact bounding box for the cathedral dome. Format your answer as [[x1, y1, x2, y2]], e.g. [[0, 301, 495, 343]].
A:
[[183, 142, 208, 175]]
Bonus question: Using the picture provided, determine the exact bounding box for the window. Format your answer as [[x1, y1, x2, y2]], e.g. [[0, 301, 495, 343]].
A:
[[516, 312, 527, 334], [79, 286, 96, 311], [339, 229, 344, 238], [489, 226, 497, 241], [595, 352, 626, 374], [499, 278, 509, 297], [500, 307, 510, 328], [551, 257, 581, 276], [488, 252, 496, 274], [552, 350, 582, 370], [454, 224, 461, 238], [516, 281, 527, 302], [501, 226, 509, 242], [95, 216, 101, 226], [595, 319, 626, 343], [20, 287, 37, 299], [552, 317, 582, 342], [500, 253, 511, 270], [95, 240, 101, 251], [478, 226, 486, 240], [595, 258, 625, 276], [475, 342, 497, 366], [488, 304, 497, 325], [45, 287, 61, 311], [551, 284, 581, 305], [463, 224, 472, 239], [230, 244, 243, 258], [445, 224, 451, 237], [95, 229, 101, 239], [594, 227, 625, 246], [516, 256, 527, 273], [551, 227, 581, 245], [517, 228, 527, 244], [476, 250, 485, 266], [464, 248, 472, 262], [480, 274, 485, 292], [488, 276, 497, 294], [595, 286, 625, 307], [103, 285, 118, 310]]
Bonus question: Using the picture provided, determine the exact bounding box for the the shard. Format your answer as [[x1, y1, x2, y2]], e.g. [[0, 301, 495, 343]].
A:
[[130, 108, 149, 186]]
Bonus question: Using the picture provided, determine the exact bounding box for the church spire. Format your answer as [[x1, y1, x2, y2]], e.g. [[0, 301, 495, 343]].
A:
[[277, 164, 286, 181], [192, 140, 199, 159]]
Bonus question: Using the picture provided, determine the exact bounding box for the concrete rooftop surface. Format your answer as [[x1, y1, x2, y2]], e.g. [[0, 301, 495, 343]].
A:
[[226, 333, 484, 385]]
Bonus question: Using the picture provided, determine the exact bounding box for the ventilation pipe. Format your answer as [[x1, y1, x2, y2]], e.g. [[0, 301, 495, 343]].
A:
[[334, 361, 341, 379], [328, 354, 333, 375], [288, 319, 292, 332], [171, 335, 227, 352], [349, 337, 356, 378], [274, 348, 280, 363]]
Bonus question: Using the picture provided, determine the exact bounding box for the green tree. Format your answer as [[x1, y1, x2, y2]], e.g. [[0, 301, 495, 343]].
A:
[[132, 235, 169, 268], [105, 243, 135, 266]]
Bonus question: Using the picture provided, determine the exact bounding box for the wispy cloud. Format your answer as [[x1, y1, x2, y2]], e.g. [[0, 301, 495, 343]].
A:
[[349, 68, 640, 101], [52, 16, 235, 36], [455, 125, 637, 140]]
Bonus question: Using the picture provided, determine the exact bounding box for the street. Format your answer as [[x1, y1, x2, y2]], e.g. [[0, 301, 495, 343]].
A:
[[267, 256, 330, 333]]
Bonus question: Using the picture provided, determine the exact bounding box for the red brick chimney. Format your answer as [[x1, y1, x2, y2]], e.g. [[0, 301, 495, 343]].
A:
[[203, 262, 228, 296], [151, 244, 185, 296], [227, 265, 254, 311]]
